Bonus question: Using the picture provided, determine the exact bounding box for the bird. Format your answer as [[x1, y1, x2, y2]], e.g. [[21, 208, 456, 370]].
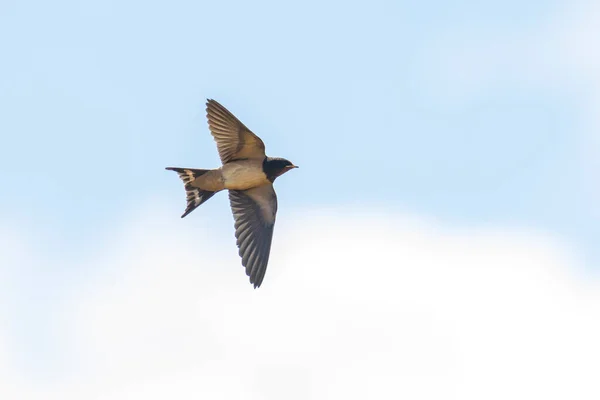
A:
[[166, 99, 298, 288]]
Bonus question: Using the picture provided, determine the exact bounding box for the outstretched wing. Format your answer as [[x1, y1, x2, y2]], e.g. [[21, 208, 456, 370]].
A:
[[228, 184, 278, 288], [206, 99, 266, 164]]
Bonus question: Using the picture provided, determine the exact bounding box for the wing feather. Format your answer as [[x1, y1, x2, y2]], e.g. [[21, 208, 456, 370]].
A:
[[228, 184, 278, 288], [206, 99, 266, 163]]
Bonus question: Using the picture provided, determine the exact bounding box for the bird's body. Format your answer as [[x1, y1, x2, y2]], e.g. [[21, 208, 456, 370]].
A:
[[166, 99, 297, 288], [191, 159, 270, 192]]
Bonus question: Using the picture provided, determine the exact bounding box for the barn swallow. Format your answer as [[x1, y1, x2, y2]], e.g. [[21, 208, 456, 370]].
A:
[[166, 99, 297, 288]]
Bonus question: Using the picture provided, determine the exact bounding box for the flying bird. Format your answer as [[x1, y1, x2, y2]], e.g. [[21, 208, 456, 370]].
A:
[[166, 99, 298, 288]]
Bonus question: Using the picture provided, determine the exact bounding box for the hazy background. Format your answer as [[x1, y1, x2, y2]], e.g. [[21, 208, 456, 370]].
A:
[[1, 0, 599, 398]]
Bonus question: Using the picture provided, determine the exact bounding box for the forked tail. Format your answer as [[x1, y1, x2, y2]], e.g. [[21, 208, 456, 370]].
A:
[[165, 167, 217, 218]]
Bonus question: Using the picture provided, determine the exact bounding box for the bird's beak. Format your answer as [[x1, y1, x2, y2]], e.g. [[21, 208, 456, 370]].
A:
[[291, 165, 299, 169]]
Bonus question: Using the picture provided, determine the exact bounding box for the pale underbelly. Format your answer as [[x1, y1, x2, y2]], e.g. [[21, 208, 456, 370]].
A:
[[222, 162, 269, 190]]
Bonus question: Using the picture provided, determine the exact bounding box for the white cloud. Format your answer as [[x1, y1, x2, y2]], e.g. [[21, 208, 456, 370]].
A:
[[0, 203, 598, 399], [556, 1, 600, 82], [415, 1, 600, 209], [417, 4, 600, 103], [0, 228, 38, 400], [557, 2, 600, 208]]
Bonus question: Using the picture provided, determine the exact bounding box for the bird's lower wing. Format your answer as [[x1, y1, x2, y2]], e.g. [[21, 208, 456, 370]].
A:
[[228, 184, 278, 288]]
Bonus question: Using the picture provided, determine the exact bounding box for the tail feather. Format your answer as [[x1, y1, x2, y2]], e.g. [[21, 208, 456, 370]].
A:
[[166, 167, 217, 218]]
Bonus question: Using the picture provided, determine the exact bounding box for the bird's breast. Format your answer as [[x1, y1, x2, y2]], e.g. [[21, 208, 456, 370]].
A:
[[222, 160, 269, 190]]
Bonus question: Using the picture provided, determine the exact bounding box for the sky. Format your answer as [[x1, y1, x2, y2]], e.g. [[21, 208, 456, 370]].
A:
[[1, 0, 599, 398]]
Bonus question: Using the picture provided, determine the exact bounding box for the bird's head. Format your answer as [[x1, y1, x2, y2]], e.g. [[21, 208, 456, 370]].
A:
[[263, 157, 298, 182]]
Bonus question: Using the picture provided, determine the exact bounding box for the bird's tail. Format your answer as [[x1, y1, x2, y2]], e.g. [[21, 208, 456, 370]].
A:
[[166, 167, 217, 218]]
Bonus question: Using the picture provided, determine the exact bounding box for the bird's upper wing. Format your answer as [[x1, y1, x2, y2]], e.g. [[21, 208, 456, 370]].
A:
[[206, 99, 266, 164], [228, 184, 278, 288]]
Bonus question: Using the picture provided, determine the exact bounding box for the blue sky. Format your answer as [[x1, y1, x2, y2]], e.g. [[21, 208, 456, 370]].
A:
[[1, 0, 599, 397], [2, 0, 595, 258]]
